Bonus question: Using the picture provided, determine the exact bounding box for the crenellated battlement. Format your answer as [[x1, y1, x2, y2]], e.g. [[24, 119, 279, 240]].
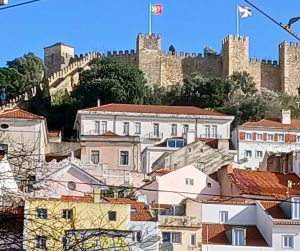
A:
[[222, 35, 249, 45], [279, 41, 300, 48], [47, 51, 100, 87], [138, 33, 162, 39], [107, 50, 136, 56], [249, 58, 279, 66]]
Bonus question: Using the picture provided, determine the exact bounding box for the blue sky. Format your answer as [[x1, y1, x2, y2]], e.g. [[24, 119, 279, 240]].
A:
[[0, 0, 300, 66]]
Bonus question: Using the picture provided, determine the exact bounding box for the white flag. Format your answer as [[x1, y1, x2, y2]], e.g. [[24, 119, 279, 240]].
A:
[[238, 6, 252, 18]]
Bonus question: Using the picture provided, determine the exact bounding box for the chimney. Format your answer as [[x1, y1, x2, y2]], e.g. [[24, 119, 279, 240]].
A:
[[282, 109, 291, 125], [97, 98, 101, 107]]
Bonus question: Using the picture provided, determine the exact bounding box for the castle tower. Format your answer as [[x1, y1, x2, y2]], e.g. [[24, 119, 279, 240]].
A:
[[279, 41, 300, 95], [136, 33, 162, 86], [44, 42, 75, 77], [221, 35, 249, 77]]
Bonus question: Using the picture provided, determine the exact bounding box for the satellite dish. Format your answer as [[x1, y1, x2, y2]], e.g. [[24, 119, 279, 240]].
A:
[[139, 235, 161, 249], [67, 181, 76, 191], [161, 242, 173, 251]]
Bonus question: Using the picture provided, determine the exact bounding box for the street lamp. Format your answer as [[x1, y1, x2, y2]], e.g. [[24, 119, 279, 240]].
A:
[[0, 0, 8, 5]]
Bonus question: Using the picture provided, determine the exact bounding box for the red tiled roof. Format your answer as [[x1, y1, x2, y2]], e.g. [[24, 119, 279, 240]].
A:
[[149, 168, 171, 175], [259, 201, 288, 219], [81, 103, 227, 116], [202, 224, 268, 246], [30, 195, 94, 203], [0, 109, 43, 119], [101, 130, 119, 136], [103, 197, 153, 221], [228, 168, 300, 199], [241, 118, 300, 130], [206, 197, 255, 205]]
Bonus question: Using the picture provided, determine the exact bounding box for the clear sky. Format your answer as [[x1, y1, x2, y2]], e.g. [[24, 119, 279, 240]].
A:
[[1, 0, 300, 66]]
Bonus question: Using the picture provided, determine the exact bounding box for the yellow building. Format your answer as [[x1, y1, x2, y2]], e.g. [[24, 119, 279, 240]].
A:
[[23, 195, 132, 251]]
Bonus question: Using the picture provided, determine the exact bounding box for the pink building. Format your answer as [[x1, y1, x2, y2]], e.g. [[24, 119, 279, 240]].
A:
[[141, 164, 220, 205]]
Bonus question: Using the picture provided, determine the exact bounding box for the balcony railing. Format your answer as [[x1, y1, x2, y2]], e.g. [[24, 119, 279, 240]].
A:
[[82, 130, 107, 136], [145, 132, 163, 140], [159, 215, 201, 227]]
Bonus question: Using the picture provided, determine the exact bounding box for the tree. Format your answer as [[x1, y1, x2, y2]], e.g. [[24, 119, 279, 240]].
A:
[[0, 68, 26, 102], [7, 52, 45, 90], [72, 58, 150, 108]]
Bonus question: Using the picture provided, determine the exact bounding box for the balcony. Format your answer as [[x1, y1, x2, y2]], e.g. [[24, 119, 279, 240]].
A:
[[145, 132, 163, 140], [159, 215, 201, 228]]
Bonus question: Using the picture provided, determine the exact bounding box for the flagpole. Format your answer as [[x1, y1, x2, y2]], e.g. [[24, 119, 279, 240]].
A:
[[149, 1, 152, 35], [236, 4, 239, 36]]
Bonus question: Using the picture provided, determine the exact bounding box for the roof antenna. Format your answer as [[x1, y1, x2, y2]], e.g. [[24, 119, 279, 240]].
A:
[[97, 98, 101, 107]]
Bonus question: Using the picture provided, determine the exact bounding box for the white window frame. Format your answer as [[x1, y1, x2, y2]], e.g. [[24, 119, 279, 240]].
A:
[[183, 124, 189, 134], [62, 209, 73, 220], [123, 122, 130, 135], [119, 150, 129, 166], [153, 123, 160, 136], [267, 133, 274, 141], [278, 133, 285, 142], [256, 150, 263, 158], [185, 178, 194, 186], [211, 125, 218, 138], [246, 133, 252, 140], [101, 121, 107, 134], [204, 125, 210, 138], [95, 121, 101, 135], [90, 150, 100, 164], [219, 211, 228, 223], [245, 150, 252, 158], [162, 232, 182, 244], [171, 124, 177, 136], [297, 135, 300, 143], [282, 235, 294, 249], [257, 133, 263, 141], [134, 122, 141, 135], [232, 228, 246, 246], [190, 233, 196, 246]]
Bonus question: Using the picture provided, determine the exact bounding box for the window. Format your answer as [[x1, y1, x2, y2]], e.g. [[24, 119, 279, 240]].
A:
[[108, 211, 117, 221], [211, 125, 218, 138], [171, 124, 177, 136], [90, 150, 100, 164], [267, 134, 274, 141], [185, 178, 194, 185], [190, 234, 196, 246], [101, 121, 107, 134], [257, 133, 262, 141], [153, 123, 159, 136], [245, 150, 252, 158], [36, 236, 47, 249], [278, 134, 285, 142], [120, 150, 129, 165], [232, 228, 245, 246], [134, 122, 141, 134], [133, 231, 142, 242], [282, 235, 294, 248], [207, 182, 211, 188], [204, 125, 210, 138], [36, 208, 47, 219], [219, 211, 228, 223], [95, 121, 100, 134], [292, 197, 300, 219], [246, 133, 252, 140], [162, 232, 182, 244], [123, 122, 129, 135], [256, 150, 263, 158], [0, 123, 9, 130], [62, 209, 73, 220], [167, 139, 184, 148], [183, 124, 189, 134], [297, 135, 300, 143]]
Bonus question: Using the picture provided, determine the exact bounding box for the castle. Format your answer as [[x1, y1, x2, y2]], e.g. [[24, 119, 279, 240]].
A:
[[1, 33, 300, 112]]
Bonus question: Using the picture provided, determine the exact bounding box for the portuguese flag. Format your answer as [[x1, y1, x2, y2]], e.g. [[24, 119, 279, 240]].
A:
[[151, 3, 163, 15]]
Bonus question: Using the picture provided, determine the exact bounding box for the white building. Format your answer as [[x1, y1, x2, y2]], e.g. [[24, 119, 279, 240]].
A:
[[74, 103, 234, 151], [233, 110, 300, 169]]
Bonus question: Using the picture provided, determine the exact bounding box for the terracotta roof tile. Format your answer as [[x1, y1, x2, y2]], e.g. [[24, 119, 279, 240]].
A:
[[0, 109, 43, 119], [103, 197, 153, 221], [30, 195, 93, 203], [241, 118, 300, 130], [149, 168, 171, 175], [228, 168, 300, 199], [202, 224, 268, 246], [259, 201, 288, 219], [81, 103, 228, 116]]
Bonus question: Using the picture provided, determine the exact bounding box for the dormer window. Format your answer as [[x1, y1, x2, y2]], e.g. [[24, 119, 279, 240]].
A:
[[232, 228, 246, 246]]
